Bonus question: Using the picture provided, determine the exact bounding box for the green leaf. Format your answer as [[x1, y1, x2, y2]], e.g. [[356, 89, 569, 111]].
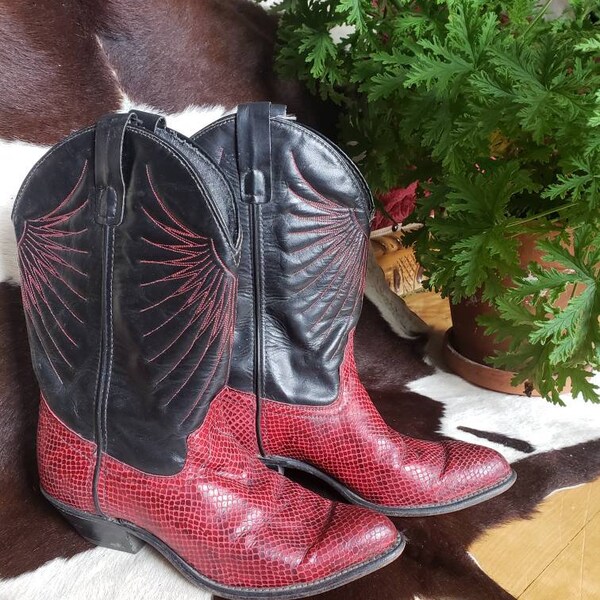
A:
[[506, 0, 538, 27], [544, 172, 596, 201], [392, 11, 438, 39], [335, 0, 369, 33], [575, 36, 600, 53], [506, 266, 578, 300], [298, 27, 338, 79], [368, 71, 407, 101], [567, 370, 599, 403], [494, 294, 538, 326]]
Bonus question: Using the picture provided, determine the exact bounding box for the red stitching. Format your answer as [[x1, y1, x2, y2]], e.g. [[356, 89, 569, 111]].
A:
[[18, 163, 90, 380], [139, 166, 236, 417], [284, 178, 369, 333]]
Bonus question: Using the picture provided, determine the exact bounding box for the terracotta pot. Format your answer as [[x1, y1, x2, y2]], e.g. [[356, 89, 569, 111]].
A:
[[449, 294, 506, 365], [443, 327, 540, 396], [443, 230, 575, 396]]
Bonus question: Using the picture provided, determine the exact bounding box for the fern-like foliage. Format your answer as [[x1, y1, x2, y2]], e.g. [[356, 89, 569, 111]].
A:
[[266, 0, 600, 404], [481, 225, 600, 404]]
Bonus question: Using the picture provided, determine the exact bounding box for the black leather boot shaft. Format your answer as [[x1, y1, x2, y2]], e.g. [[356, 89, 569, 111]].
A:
[[13, 112, 240, 474], [192, 104, 373, 407]]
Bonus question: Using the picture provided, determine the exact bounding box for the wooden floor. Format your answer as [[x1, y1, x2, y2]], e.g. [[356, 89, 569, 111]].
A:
[[404, 291, 600, 600]]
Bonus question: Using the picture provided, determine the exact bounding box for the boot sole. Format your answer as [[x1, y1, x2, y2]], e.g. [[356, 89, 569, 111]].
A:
[[262, 456, 517, 517], [42, 489, 406, 599]]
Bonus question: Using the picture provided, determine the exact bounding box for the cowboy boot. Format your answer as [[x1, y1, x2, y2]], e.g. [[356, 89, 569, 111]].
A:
[[13, 111, 404, 598], [192, 103, 516, 517]]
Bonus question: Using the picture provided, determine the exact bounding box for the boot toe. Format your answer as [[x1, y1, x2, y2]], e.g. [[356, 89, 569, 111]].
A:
[[438, 440, 513, 503], [296, 503, 402, 581]]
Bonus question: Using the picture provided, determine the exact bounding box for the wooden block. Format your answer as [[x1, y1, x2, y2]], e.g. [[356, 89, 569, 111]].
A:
[[371, 236, 423, 297], [404, 291, 451, 333]]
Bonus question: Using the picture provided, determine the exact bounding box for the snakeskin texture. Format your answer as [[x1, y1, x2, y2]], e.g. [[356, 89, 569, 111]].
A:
[[215, 386, 261, 454], [37, 396, 96, 513], [95, 386, 399, 588], [36, 360, 400, 589], [256, 334, 512, 509]]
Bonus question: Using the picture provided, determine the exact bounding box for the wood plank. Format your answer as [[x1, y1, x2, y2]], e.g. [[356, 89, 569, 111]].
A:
[[520, 508, 600, 599], [470, 477, 600, 598]]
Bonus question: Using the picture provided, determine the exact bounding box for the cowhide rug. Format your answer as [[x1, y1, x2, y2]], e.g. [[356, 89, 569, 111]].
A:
[[1, 1, 599, 598], [1, 280, 599, 600]]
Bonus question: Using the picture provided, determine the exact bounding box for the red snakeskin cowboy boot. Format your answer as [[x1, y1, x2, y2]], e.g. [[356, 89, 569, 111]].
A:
[[192, 103, 516, 517], [13, 111, 404, 598]]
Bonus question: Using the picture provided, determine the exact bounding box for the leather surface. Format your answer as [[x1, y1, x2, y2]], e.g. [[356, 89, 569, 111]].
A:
[[155, 127, 239, 242], [100, 387, 398, 588], [94, 112, 136, 226], [37, 395, 97, 514], [13, 130, 102, 442], [193, 113, 373, 405], [38, 393, 399, 589], [259, 334, 512, 508], [236, 102, 285, 204], [22, 112, 404, 592], [14, 119, 240, 473], [107, 126, 239, 473], [223, 350, 512, 509], [193, 106, 511, 510]]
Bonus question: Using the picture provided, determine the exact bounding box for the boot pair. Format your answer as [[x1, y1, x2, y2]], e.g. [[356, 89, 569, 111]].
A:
[[13, 105, 514, 598]]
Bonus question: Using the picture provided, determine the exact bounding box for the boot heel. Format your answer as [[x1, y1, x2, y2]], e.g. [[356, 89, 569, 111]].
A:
[[59, 509, 144, 554]]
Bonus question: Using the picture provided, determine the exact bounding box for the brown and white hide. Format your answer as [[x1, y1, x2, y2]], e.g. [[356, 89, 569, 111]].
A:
[[0, 2, 598, 600]]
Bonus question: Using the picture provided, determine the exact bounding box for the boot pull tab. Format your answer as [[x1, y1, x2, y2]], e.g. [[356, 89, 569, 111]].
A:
[[94, 110, 165, 226], [130, 111, 166, 133], [236, 102, 286, 204]]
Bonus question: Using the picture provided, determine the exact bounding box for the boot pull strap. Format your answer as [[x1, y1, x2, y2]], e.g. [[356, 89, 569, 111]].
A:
[[94, 110, 166, 225], [236, 102, 286, 204]]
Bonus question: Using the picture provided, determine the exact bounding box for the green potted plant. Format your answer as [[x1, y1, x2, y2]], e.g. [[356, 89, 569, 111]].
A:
[[264, 0, 600, 404]]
